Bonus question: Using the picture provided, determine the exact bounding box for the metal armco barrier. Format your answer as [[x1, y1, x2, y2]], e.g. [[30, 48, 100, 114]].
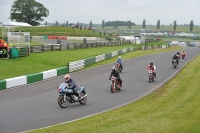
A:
[[30, 41, 130, 53], [68, 47, 136, 73]]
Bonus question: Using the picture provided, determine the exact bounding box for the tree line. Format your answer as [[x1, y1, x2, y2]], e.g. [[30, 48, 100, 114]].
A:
[[9, 0, 195, 32]]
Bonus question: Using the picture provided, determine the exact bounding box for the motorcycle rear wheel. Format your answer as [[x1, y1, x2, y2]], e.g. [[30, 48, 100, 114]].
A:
[[58, 95, 68, 108]]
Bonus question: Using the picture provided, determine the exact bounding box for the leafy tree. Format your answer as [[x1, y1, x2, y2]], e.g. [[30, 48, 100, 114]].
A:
[[10, 0, 49, 26], [128, 20, 131, 30], [142, 19, 146, 29], [90, 21, 92, 28], [66, 21, 68, 26], [157, 20, 160, 30], [115, 20, 118, 29], [173, 20, 177, 32], [190, 20, 194, 32], [102, 20, 105, 30], [104, 21, 135, 26]]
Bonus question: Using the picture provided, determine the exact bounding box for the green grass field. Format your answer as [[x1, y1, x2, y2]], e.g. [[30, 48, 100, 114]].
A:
[[0, 26, 109, 38], [28, 50, 200, 133]]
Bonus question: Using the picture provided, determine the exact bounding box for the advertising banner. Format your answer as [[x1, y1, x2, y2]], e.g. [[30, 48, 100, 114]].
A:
[[48, 36, 67, 40]]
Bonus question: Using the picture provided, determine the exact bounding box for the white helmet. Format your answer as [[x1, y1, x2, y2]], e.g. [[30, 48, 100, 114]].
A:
[[118, 56, 121, 59]]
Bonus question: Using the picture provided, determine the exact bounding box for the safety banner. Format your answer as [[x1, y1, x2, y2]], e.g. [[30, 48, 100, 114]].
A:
[[48, 36, 67, 40]]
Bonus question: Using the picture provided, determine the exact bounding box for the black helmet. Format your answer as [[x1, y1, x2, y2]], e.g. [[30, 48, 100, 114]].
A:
[[177, 52, 180, 54], [150, 62, 153, 66]]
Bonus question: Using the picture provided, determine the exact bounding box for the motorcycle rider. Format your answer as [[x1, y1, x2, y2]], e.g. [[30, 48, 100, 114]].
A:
[[172, 54, 179, 65], [116, 56, 123, 70], [109, 66, 122, 89], [64, 74, 81, 100], [177, 52, 180, 59], [147, 62, 157, 77], [181, 51, 186, 56], [57, 38, 61, 44]]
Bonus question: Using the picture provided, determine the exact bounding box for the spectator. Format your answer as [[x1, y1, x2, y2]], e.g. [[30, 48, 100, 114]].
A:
[[80, 25, 82, 30]]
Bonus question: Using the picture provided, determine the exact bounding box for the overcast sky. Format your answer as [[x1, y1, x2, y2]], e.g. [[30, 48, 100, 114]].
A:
[[0, 0, 199, 25]]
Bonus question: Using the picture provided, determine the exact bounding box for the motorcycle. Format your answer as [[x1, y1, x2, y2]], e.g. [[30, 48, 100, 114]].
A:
[[57, 83, 87, 108], [110, 76, 121, 93], [148, 69, 155, 83], [181, 53, 185, 59], [172, 59, 177, 69], [115, 63, 122, 72]]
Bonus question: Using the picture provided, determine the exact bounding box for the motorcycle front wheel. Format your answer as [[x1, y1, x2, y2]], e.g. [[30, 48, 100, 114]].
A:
[[79, 90, 87, 105], [149, 75, 152, 83], [110, 84, 115, 93], [173, 64, 176, 69], [58, 95, 68, 108]]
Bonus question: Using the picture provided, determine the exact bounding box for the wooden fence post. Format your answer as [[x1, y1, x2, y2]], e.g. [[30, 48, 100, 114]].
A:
[[42, 45, 44, 52], [31, 46, 33, 53], [51, 45, 54, 51], [67, 44, 69, 50]]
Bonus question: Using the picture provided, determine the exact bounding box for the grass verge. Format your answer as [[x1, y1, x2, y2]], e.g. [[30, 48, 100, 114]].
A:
[[28, 54, 200, 133], [0, 45, 181, 80]]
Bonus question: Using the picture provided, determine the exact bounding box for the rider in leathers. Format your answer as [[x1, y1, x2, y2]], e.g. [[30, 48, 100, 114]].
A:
[[147, 62, 157, 77], [116, 56, 123, 70], [109, 66, 122, 88], [172, 54, 179, 65], [64, 74, 81, 100]]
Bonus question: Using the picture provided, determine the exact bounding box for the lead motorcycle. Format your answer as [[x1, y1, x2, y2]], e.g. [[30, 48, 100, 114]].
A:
[[110, 76, 121, 93], [57, 83, 87, 108]]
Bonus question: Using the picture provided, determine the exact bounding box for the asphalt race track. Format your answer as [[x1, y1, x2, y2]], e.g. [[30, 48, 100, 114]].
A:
[[0, 47, 199, 133], [36, 39, 70, 45]]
